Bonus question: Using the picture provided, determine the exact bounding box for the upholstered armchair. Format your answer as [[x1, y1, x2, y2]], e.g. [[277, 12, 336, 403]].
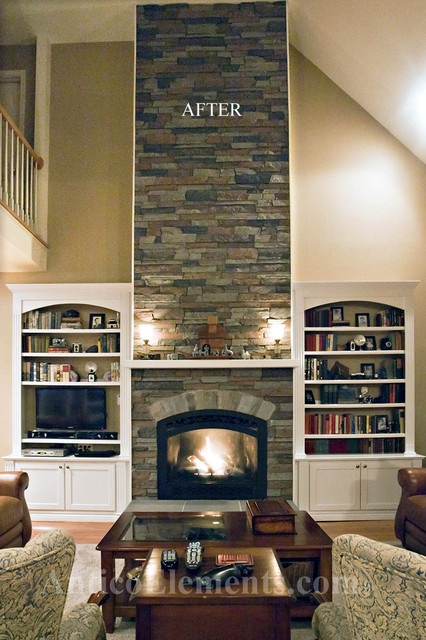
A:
[[0, 528, 106, 640], [0, 470, 32, 548], [312, 534, 426, 640], [395, 467, 426, 555]]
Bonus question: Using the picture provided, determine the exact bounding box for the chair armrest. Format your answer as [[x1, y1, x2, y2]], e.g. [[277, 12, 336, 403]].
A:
[[59, 603, 106, 640], [0, 472, 31, 545], [398, 468, 426, 497], [87, 591, 109, 607], [0, 472, 29, 499]]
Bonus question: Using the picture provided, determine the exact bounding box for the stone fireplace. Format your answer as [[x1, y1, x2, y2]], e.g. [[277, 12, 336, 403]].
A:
[[132, 366, 292, 499]]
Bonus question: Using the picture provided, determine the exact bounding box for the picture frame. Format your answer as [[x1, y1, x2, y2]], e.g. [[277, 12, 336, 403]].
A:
[[89, 313, 105, 329], [331, 306, 344, 324], [305, 390, 316, 404], [361, 363, 375, 379], [364, 336, 376, 351], [355, 313, 370, 327], [376, 415, 390, 433]]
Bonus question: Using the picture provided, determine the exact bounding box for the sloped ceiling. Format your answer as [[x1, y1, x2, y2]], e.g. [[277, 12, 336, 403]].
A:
[[0, 0, 425, 164]]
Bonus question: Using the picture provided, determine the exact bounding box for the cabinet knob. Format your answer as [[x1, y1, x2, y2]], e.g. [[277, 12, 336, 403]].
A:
[[363, 464, 367, 468], [66, 465, 70, 469], [356, 464, 360, 468], [59, 465, 63, 469]]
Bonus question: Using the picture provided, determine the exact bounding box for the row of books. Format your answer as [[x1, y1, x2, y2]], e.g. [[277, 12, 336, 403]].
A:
[[305, 307, 405, 328], [22, 361, 120, 382], [305, 334, 338, 351], [313, 383, 405, 404], [23, 310, 64, 329], [22, 334, 120, 353], [305, 438, 405, 455], [305, 356, 405, 380], [22, 362, 74, 382], [305, 332, 404, 353], [305, 410, 405, 435]]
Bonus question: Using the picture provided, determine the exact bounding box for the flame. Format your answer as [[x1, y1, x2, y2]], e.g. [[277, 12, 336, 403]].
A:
[[188, 436, 230, 476]]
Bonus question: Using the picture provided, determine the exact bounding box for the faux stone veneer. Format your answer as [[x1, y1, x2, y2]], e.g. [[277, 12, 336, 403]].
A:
[[132, 367, 293, 498], [134, 2, 290, 357]]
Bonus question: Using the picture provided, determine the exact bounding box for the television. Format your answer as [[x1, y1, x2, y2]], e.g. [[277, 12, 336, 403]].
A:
[[35, 387, 107, 431]]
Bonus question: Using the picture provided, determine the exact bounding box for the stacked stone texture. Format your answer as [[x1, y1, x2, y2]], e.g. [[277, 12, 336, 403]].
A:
[[134, 2, 290, 355], [132, 367, 293, 498]]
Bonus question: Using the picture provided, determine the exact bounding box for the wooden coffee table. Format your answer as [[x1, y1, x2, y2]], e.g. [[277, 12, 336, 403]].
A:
[[97, 509, 332, 633], [130, 547, 293, 640]]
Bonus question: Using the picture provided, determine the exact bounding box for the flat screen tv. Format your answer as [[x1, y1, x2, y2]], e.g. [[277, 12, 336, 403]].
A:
[[35, 387, 107, 430]]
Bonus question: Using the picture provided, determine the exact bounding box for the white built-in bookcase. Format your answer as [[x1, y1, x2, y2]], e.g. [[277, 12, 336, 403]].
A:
[[4, 283, 132, 521], [292, 281, 423, 520]]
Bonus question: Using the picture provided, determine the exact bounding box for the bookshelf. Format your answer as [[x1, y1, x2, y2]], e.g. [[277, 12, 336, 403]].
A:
[[4, 283, 132, 521], [293, 282, 423, 520]]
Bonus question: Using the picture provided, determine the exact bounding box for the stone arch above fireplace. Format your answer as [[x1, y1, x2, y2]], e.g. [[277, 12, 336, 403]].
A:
[[150, 390, 276, 423]]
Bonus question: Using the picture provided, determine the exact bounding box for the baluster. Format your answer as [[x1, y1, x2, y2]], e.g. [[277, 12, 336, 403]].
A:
[[4, 124, 8, 205], [20, 140, 24, 218], [29, 156, 33, 226], [15, 137, 20, 217], [33, 159, 38, 231], [25, 148, 29, 222], [10, 125, 15, 211]]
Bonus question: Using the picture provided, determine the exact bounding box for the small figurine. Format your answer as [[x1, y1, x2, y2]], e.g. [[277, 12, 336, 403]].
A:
[[242, 347, 250, 359], [222, 344, 233, 357], [202, 343, 211, 356]]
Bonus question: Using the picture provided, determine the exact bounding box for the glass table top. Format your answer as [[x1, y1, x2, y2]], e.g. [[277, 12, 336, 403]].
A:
[[121, 514, 227, 542]]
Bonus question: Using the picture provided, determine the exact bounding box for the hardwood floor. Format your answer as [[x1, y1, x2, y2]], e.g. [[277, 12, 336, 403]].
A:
[[32, 519, 397, 545]]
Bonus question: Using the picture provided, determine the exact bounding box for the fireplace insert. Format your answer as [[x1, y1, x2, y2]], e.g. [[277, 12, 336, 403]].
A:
[[157, 410, 267, 499]]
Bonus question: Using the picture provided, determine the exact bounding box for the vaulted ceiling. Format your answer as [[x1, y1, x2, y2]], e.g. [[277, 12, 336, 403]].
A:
[[0, 0, 425, 164]]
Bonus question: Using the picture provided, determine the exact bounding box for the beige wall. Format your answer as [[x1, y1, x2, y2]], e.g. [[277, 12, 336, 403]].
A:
[[1, 42, 425, 467], [290, 47, 426, 458], [0, 42, 134, 468]]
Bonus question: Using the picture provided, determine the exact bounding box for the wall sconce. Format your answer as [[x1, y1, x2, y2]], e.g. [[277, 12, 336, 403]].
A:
[[139, 323, 154, 358], [268, 321, 285, 358]]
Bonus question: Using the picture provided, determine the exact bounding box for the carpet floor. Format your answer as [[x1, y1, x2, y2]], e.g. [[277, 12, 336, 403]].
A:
[[67, 545, 315, 639]]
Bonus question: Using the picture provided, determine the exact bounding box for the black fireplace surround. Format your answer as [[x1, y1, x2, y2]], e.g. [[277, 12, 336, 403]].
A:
[[157, 410, 267, 500]]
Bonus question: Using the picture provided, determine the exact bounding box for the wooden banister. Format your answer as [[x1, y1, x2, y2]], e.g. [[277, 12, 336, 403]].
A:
[[0, 103, 44, 169], [0, 101, 45, 242]]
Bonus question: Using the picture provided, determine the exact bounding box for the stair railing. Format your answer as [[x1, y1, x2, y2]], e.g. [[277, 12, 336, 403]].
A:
[[0, 102, 45, 241]]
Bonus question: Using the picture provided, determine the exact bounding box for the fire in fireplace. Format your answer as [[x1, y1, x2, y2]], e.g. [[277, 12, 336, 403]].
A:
[[157, 410, 267, 499]]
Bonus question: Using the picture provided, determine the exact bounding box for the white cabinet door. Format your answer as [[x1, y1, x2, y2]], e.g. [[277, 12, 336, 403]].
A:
[[15, 461, 65, 510], [64, 463, 116, 511], [360, 460, 409, 510], [309, 461, 361, 511]]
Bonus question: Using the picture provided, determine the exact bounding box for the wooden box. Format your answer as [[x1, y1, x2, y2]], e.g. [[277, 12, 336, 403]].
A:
[[246, 498, 296, 535]]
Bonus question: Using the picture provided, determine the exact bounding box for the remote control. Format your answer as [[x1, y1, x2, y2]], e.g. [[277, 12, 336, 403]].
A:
[[184, 541, 203, 572], [161, 549, 178, 570]]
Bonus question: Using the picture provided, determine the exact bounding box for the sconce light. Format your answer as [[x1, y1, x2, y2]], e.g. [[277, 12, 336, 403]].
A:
[[139, 323, 154, 358], [268, 320, 285, 358]]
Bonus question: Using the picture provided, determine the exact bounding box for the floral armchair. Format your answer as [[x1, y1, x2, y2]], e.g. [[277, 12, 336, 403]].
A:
[[0, 528, 106, 640], [312, 534, 426, 640]]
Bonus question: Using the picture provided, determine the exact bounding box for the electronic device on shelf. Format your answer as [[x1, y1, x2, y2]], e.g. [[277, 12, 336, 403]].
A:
[[27, 430, 118, 439], [22, 448, 73, 457], [183, 563, 254, 589], [184, 541, 203, 572], [216, 553, 254, 566], [35, 387, 107, 431], [161, 549, 179, 571], [73, 449, 118, 458]]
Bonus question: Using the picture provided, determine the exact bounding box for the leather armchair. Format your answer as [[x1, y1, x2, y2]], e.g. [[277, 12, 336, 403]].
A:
[[0, 528, 106, 640], [395, 467, 426, 555], [0, 471, 32, 548]]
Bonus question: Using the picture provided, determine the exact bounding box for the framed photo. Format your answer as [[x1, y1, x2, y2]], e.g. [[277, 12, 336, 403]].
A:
[[376, 415, 389, 433], [331, 306, 344, 324], [89, 313, 105, 329], [305, 390, 316, 404], [361, 363, 375, 379], [364, 336, 376, 351], [355, 313, 370, 327]]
